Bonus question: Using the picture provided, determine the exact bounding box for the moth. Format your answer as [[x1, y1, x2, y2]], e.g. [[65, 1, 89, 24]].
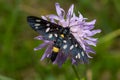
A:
[[27, 16, 88, 63]]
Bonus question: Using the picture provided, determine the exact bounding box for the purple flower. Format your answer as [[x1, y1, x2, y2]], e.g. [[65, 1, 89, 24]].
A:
[[35, 3, 101, 66]]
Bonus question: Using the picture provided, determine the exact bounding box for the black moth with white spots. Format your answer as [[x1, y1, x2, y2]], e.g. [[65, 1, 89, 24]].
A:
[[27, 16, 89, 63]]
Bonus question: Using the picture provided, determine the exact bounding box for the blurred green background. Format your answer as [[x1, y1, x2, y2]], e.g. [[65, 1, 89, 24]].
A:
[[0, 0, 120, 80]]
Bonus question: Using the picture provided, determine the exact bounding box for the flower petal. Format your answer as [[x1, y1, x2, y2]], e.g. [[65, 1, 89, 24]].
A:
[[34, 36, 44, 40], [78, 12, 84, 21], [85, 39, 97, 46], [85, 37, 98, 42], [55, 3, 65, 19], [53, 52, 67, 67], [47, 14, 59, 20], [83, 25, 95, 30], [87, 29, 101, 36], [85, 45, 95, 54], [34, 42, 48, 51], [86, 53, 93, 58], [71, 13, 79, 21], [41, 45, 53, 60], [71, 58, 78, 65], [66, 4, 74, 19], [84, 19, 96, 26]]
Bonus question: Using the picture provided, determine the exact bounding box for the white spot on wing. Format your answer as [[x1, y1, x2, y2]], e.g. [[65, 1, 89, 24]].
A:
[[75, 44, 78, 47], [77, 53, 80, 59], [81, 51, 84, 56], [70, 45, 74, 50], [63, 40, 67, 43], [76, 53, 80, 59], [46, 23, 50, 26], [46, 27, 50, 32], [35, 26, 38, 29], [48, 34, 53, 38], [69, 37, 71, 39], [75, 55, 78, 58], [36, 19, 41, 22], [63, 44, 67, 49], [54, 34, 58, 37], [35, 23, 40, 27]]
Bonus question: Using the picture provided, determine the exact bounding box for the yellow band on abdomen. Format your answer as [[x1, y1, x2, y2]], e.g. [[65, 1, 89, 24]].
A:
[[60, 34, 64, 38], [52, 47, 59, 53]]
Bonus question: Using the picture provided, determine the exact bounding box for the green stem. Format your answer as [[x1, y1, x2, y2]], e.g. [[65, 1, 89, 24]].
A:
[[72, 65, 80, 80]]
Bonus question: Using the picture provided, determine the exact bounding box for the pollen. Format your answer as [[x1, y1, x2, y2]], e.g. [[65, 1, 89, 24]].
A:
[[52, 47, 59, 53], [60, 34, 64, 38]]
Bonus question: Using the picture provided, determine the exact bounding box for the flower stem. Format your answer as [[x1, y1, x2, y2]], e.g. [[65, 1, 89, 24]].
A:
[[72, 65, 80, 80]]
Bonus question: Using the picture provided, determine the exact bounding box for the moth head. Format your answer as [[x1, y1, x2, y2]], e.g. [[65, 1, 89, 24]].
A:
[[62, 27, 70, 35]]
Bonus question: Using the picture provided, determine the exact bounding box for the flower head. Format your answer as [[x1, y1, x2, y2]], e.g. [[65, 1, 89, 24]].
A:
[[35, 3, 101, 66]]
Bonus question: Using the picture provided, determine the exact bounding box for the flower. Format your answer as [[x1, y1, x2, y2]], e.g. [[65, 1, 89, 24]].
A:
[[34, 3, 101, 66]]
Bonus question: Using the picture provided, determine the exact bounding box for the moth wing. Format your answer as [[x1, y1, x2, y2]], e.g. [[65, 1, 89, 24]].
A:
[[60, 33, 89, 63], [27, 16, 62, 41]]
